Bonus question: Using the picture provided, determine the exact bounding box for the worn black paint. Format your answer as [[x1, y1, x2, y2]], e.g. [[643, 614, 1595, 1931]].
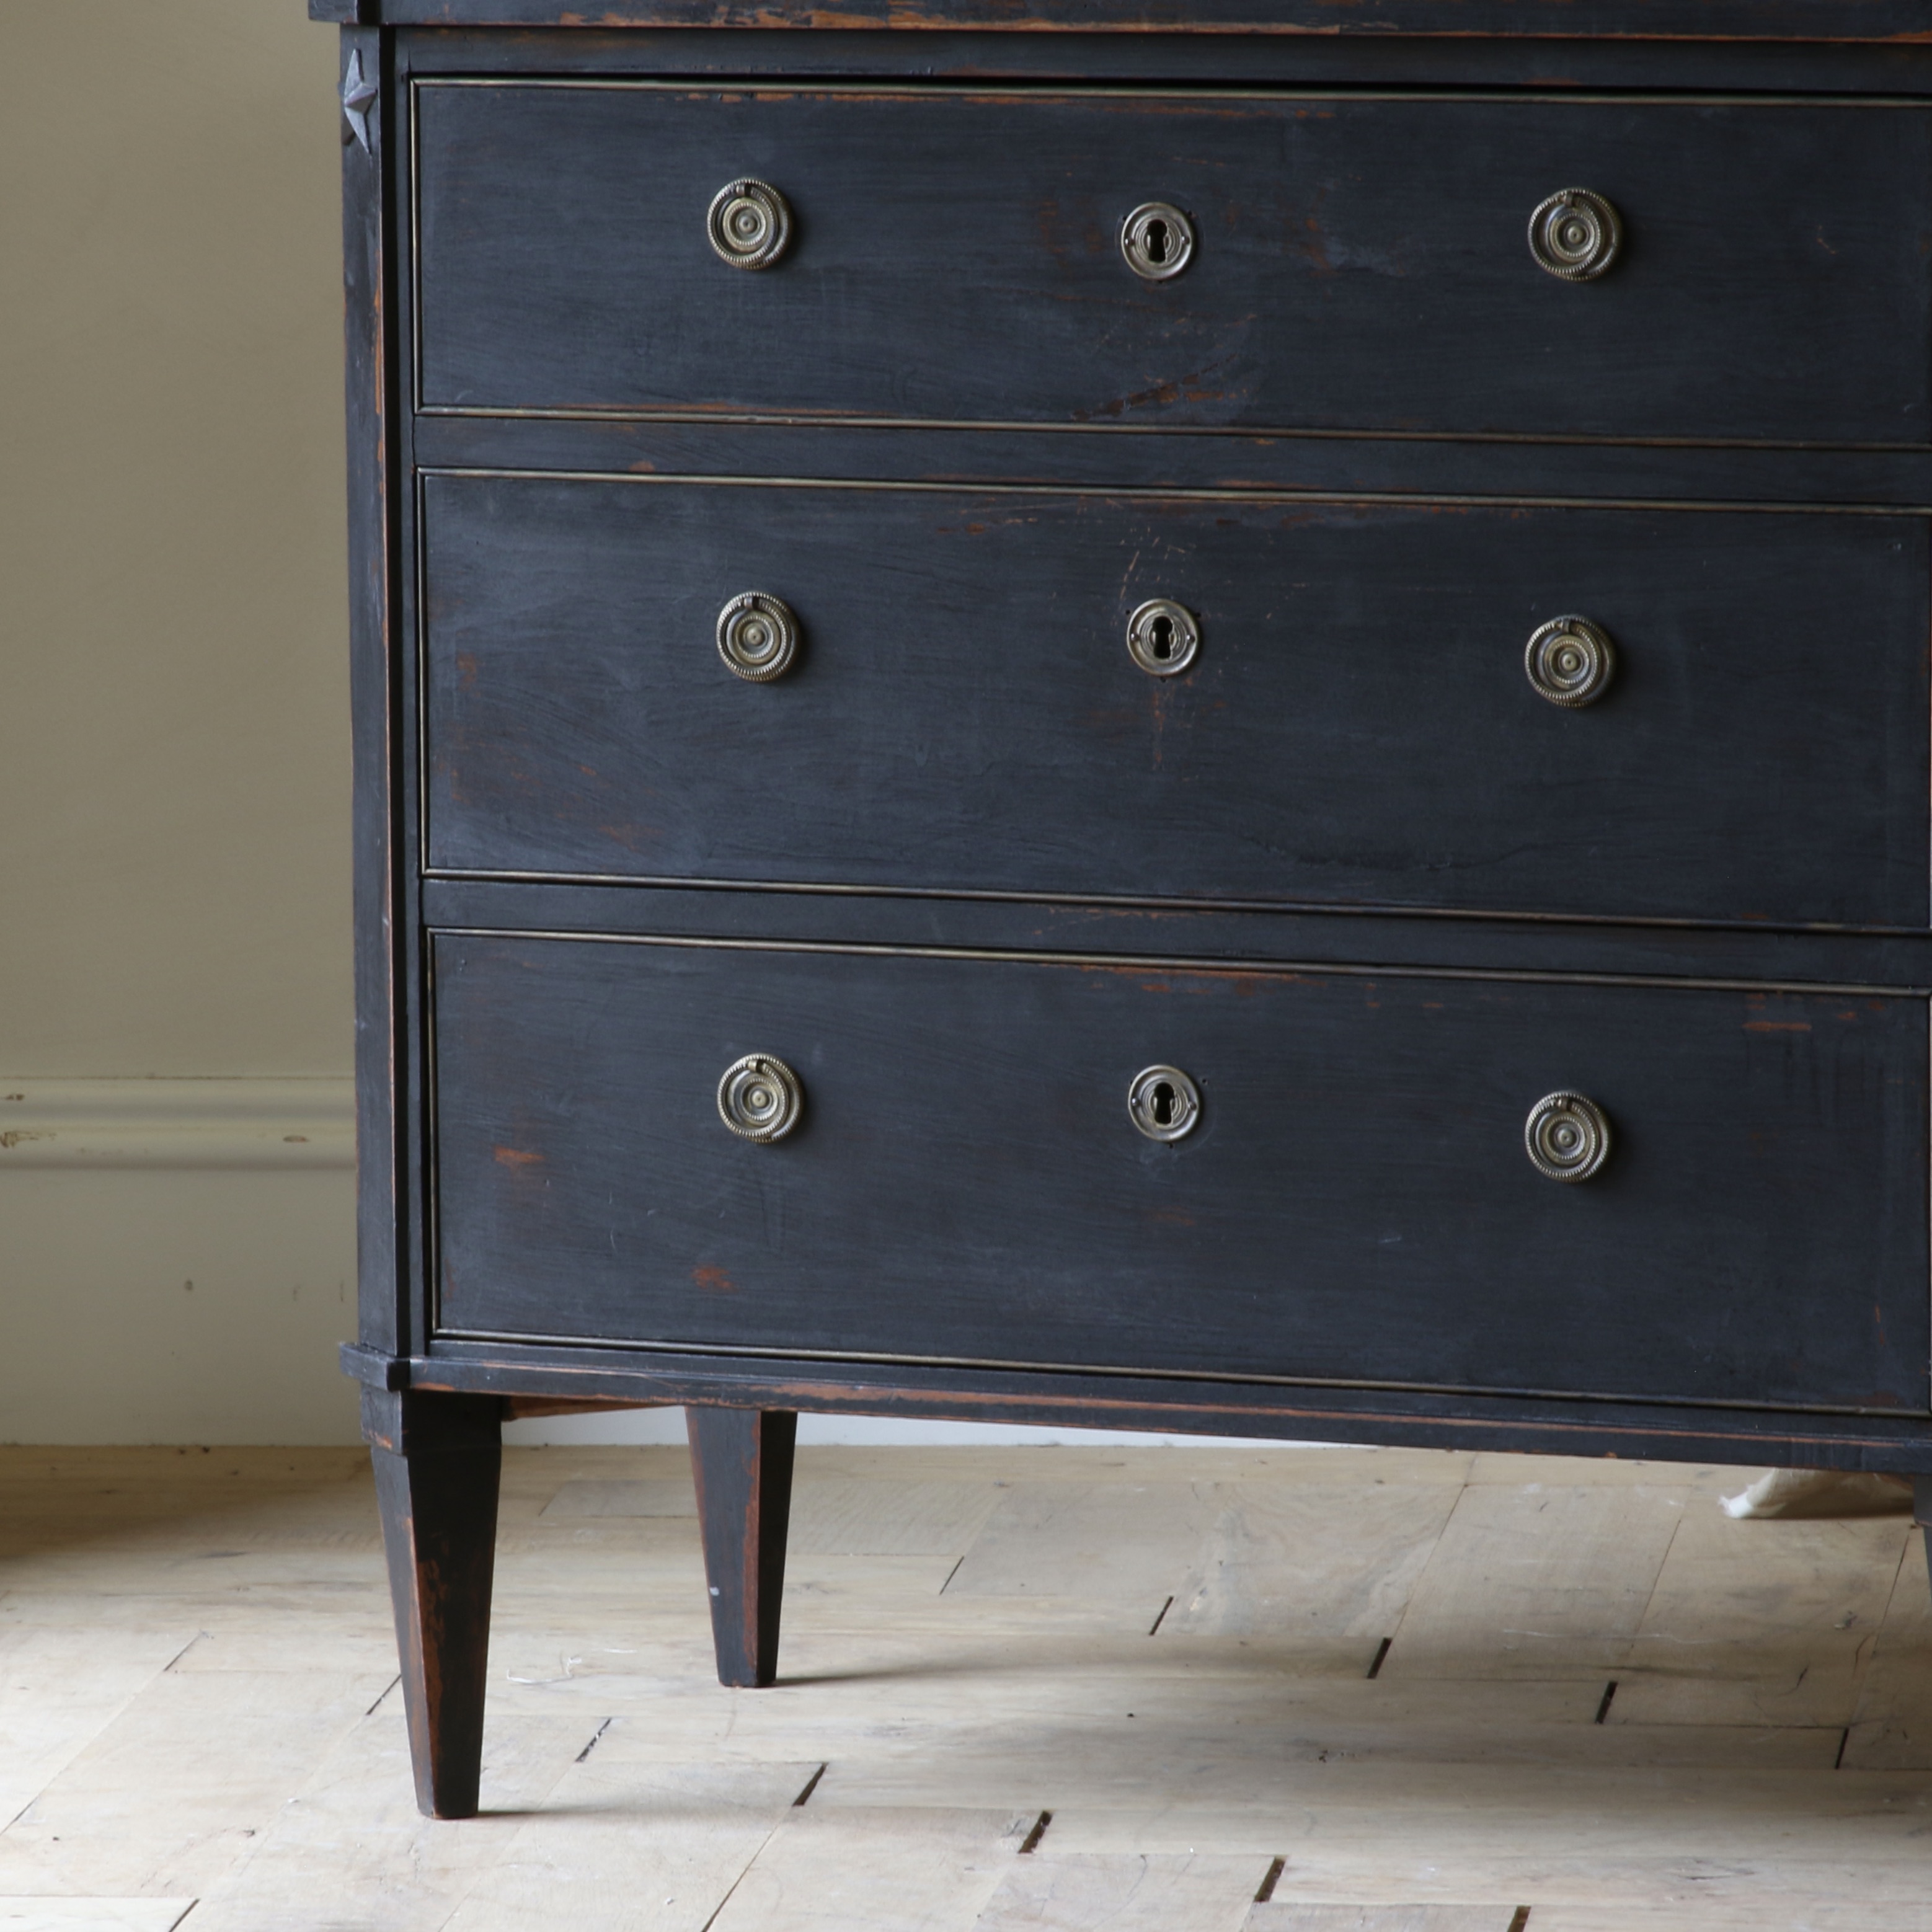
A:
[[415, 86, 1932, 444], [688, 1406, 797, 1686], [365, 1387, 503, 1819], [343, 1338, 1932, 1473], [423, 476, 1930, 928], [383, 27, 1932, 100], [430, 933, 1928, 1411], [410, 414, 1932, 509], [420, 879, 1932, 990], [337, 0, 1932, 45], [327, 9, 1932, 1819]]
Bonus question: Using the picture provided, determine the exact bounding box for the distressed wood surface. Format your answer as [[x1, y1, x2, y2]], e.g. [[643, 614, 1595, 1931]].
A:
[[414, 85, 1931, 443], [410, 412, 1932, 508], [689, 1407, 799, 1687], [380, 25, 1932, 103], [322, 0, 1932, 45], [11, 1442, 1932, 1927], [366, 1389, 505, 1817], [422, 476, 1931, 926], [419, 878, 1932, 997], [429, 933, 1930, 1410]]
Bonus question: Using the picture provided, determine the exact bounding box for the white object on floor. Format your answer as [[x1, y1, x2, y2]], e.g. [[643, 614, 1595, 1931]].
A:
[[1721, 1468, 1913, 1519]]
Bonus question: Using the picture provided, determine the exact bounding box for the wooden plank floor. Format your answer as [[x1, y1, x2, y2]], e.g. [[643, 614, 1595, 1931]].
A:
[[1, 1442, 1928, 1931]]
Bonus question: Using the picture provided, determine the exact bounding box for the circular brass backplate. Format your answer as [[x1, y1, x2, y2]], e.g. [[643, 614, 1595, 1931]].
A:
[[1525, 615, 1616, 708], [717, 592, 800, 682], [718, 1055, 804, 1143], [1128, 1065, 1202, 1143], [1524, 1091, 1612, 1182], [1120, 202, 1196, 281], [1528, 188, 1623, 281], [1126, 599, 1201, 677], [707, 179, 792, 270]]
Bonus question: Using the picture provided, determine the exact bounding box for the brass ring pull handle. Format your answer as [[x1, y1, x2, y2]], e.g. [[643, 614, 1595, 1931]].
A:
[[1126, 599, 1200, 676], [1120, 202, 1195, 281], [1128, 1065, 1202, 1142], [718, 1055, 804, 1143], [1525, 1092, 1612, 1182], [1525, 615, 1616, 708], [717, 592, 800, 682], [707, 179, 792, 270], [1528, 188, 1623, 281]]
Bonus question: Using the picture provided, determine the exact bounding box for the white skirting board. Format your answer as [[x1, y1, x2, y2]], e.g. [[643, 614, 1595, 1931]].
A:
[[0, 1079, 1300, 1448], [0, 1079, 355, 1169], [0, 1080, 360, 1445]]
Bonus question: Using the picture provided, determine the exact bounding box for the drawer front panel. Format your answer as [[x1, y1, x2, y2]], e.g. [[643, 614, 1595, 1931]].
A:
[[415, 86, 1931, 443], [432, 934, 1930, 1412], [422, 477, 1930, 928]]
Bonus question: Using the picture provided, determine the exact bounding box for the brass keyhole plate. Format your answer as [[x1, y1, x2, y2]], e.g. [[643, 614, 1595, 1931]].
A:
[[1128, 1064, 1202, 1142], [1120, 202, 1196, 281], [1126, 598, 1201, 676]]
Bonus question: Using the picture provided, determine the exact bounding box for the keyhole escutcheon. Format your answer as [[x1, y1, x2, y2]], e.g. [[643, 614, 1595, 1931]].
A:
[[1126, 599, 1200, 677], [1129, 1065, 1202, 1143], [1121, 202, 1195, 281]]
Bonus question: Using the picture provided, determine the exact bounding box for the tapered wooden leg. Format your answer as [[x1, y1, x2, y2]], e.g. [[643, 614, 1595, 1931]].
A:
[[688, 1406, 797, 1688], [363, 1388, 502, 1819]]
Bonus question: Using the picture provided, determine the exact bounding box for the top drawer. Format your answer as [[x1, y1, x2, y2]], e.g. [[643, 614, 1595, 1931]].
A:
[[415, 85, 1932, 444]]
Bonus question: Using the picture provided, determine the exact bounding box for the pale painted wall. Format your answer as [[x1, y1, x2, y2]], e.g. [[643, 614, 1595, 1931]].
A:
[[0, 4, 1281, 1450], [0, 3, 362, 1444]]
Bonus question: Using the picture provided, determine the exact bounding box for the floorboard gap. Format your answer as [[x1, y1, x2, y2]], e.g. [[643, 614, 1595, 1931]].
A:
[[1507, 1909, 1532, 1932], [1366, 1637, 1393, 1680], [365, 1673, 402, 1717], [575, 1717, 613, 1763], [1593, 1680, 1618, 1724], [1834, 1726, 1850, 1769], [1018, 1809, 1053, 1855], [793, 1762, 826, 1806], [1148, 1595, 1174, 1636], [1254, 1856, 1286, 1903]]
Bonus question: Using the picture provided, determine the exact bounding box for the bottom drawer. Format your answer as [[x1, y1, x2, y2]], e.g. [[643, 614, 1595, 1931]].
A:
[[430, 934, 1928, 1412]]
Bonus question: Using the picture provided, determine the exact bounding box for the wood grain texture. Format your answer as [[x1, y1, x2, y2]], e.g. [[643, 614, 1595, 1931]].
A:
[[411, 410, 1932, 508], [422, 476, 1931, 926], [344, 0, 1932, 42], [689, 1407, 799, 1687], [419, 879, 1932, 997], [11, 1442, 1932, 1923], [1376, 1481, 1688, 1679], [428, 933, 1930, 1411], [372, 1334, 1932, 1471], [414, 84, 1932, 443], [340, 23, 411, 1358], [365, 1389, 504, 1817], [973, 1851, 1270, 1931], [386, 25, 1932, 102]]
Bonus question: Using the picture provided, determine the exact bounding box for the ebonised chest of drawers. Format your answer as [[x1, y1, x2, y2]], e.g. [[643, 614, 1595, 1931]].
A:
[[317, 0, 1932, 1817]]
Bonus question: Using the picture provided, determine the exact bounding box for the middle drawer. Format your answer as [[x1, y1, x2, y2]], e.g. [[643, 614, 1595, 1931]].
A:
[[422, 476, 1929, 927]]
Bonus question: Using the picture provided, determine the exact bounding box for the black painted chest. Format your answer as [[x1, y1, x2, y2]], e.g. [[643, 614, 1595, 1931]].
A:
[[317, 0, 1932, 1815]]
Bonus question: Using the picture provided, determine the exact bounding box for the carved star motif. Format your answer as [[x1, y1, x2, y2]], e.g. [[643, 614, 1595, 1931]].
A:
[[342, 48, 378, 153]]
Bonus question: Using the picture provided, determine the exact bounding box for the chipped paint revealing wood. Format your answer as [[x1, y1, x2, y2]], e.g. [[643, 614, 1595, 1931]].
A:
[[337, 3, 1932, 1832], [379, 0, 1932, 37]]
